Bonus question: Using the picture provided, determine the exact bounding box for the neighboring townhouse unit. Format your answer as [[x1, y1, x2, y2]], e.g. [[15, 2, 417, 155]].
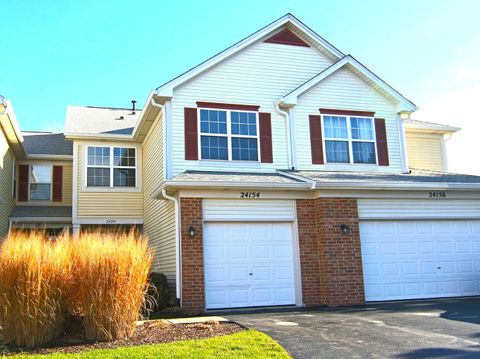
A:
[[404, 119, 460, 172], [2, 14, 480, 312], [0, 96, 73, 236]]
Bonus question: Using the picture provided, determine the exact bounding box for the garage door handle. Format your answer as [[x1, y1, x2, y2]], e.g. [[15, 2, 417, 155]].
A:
[[437, 266, 441, 269], [249, 273, 253, 276]]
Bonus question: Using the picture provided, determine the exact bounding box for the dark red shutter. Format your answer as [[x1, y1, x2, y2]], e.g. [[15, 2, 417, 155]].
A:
[[18, 165, 29, 201], [52, 166, 63, 202], [184, 107, 198, 160], [309, 115, 324, 164], [375, 118, 389, 166], [259, 112, 273, 163]]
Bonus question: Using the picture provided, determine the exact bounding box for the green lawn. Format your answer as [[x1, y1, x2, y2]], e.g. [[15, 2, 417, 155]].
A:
[[4, 330, 291, 358]]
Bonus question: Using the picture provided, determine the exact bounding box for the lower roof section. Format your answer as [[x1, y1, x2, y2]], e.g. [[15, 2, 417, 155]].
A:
[[10, 206, 72, 223], [291, 169, 480, 190], [158, 169, 480, 196]]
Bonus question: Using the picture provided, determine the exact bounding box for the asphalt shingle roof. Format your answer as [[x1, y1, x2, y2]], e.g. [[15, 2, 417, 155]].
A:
[[171, 171, 304, 184], [22, 132, 73, 155], [292, 169, 480, 185], [10, 206, 72, 218], [65, 106, 142, 135]]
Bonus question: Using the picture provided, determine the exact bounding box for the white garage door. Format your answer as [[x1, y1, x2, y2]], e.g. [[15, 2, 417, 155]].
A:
[[361, 220, 480, 301], [204, 222, 296, 309]]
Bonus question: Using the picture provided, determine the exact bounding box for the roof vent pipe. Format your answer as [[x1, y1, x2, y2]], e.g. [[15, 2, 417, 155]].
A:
[[131, 100, 137, 114]]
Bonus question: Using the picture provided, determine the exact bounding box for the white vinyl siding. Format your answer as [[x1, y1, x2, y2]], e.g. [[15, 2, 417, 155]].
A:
[[142, 112, 177, 284], [406, 131, 446, 171], [75, 141, 143, 220], [171, 41, 334, 176], [358, 199, 480, 220], [203, 199, 295, 222], [295, 68, 402, 172]]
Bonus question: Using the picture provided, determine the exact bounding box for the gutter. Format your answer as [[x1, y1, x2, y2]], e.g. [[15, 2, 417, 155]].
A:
[[160, 189, 181, 300], [277, 170, 316, 189], [162, 180, 312, 190], [64, 132, 135, 141], [312, 181, 480, 191]]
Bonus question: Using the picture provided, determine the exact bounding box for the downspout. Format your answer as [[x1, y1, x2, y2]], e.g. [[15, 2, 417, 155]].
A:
[[397, 114, 410, 174], [274, 100, 293, 170], [161, 189, 181, 300]]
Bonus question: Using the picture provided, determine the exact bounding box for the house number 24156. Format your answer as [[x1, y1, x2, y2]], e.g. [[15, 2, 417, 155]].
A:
[[240, 192, 260, 198]]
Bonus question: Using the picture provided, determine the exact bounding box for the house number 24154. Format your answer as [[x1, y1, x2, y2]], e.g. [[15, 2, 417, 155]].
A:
[[240, 192, 260, 198]]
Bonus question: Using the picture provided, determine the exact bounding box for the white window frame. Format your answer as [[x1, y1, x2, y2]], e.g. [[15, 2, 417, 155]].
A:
[[321, 114, 378, 165], [85, 145, 138, 188], [197, 108, 261, 162], [29, 164, 53, 201]]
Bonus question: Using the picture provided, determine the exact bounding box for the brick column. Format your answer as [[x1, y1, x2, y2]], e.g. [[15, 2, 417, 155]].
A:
[[180, 198, 205, 311], [316, 198, 365, 306], [296, 198, 365, 307], [296, 199, 322, 306]]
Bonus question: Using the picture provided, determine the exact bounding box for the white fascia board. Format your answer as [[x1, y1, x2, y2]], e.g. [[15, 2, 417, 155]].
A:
[[131, 91, 161, 139], [404, 120, 461, 133], [313, 181, 480, 191], [151, 180, 311, 199], [27, 154, 73, 160], [64, 132, 136, 141], [156, 14, 344, 97], [280, 55, 418, 112]]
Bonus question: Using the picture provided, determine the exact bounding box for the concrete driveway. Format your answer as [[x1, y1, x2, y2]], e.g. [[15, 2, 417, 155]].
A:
[[225, 298, 480, 358]]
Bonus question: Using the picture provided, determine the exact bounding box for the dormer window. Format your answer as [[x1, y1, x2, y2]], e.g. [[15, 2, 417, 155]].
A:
[[199, 109, 259, 161], [323, 115, 377, 164]]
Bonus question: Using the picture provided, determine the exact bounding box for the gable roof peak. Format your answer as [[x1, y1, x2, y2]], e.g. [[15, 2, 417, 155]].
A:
[[155, 14, 344, 97]]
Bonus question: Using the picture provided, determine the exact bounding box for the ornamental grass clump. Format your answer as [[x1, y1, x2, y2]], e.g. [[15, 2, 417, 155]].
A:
[[0, 231, 73, 348], [72, 230, 153, 342]]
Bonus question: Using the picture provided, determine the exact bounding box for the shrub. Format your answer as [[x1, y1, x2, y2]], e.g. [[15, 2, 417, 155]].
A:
[[0, 229, 153, 347], [147, 272, 177, 312], [0, 231, 73, 347], [72, 230, 153, 341]]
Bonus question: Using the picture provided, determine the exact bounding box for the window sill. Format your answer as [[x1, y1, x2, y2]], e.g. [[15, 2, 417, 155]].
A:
[[81, 186, 142, 193]]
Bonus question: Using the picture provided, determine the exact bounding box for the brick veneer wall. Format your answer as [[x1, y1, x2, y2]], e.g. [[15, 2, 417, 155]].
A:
[[297, 198, 365, 307], [296, 199, 322, 306], [180, 198, 204, 311]]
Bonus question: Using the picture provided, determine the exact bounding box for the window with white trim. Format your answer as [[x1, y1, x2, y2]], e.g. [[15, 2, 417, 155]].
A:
[[30, 164, 52, 200], [323, 115, 377, 164], [86, 146, 136, 187], [199, 109, 259, 161]]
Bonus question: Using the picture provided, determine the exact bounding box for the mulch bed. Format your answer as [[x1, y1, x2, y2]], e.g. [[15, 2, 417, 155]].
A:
[[1, 319, 244, 355]]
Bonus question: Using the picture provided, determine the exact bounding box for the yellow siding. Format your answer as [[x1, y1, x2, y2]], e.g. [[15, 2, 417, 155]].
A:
[[76, 141, 143, 219], [406, 131, 446, 171], [0, 125, 16, 238], [16, 161, 73, 207], [142, 111, 177, 283]]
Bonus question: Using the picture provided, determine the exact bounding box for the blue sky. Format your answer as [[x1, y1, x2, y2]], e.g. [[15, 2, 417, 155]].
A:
[[1, 1, 480, 171]]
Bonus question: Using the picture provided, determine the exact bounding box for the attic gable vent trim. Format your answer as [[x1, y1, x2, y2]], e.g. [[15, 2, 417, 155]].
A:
[[264, 28, 310, 47]]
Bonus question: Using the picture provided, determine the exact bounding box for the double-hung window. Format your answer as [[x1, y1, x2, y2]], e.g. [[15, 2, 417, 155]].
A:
[[323, 115, 377, 164], [30, 164, 52, 200], [199, 109, 259, 161], [86, 146, 136, 187]]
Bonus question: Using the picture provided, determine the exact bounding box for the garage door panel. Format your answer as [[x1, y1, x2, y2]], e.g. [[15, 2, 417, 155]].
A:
[[204, 222, 296, 309], [361, 220, 480, 301]]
